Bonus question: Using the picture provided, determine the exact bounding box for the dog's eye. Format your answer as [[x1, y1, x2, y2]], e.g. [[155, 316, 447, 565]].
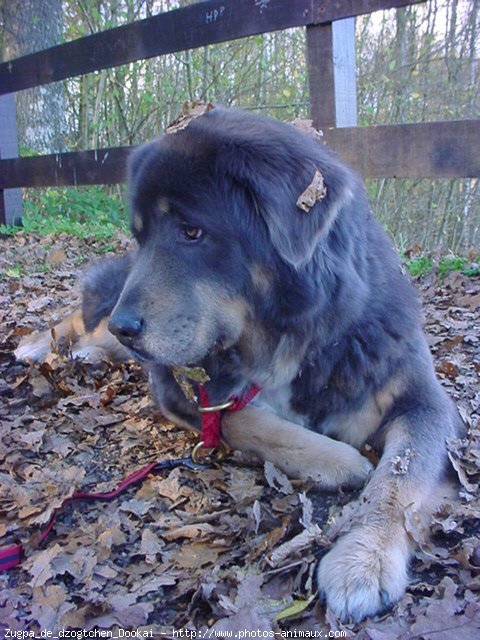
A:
[[181, 226, 204, 242]]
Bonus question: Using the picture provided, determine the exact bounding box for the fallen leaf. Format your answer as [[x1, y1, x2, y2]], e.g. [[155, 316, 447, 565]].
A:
[[264, 461, 293, 495], [119, 498, 153, 517], [27, 544, 64, 588], [174, 542, 221, 569], [49, 248, 67, 265], [140, 528, 165, 556], [163, 523, 214, 541], [276, 595, 315, 622], [211, 606, 274, 636]]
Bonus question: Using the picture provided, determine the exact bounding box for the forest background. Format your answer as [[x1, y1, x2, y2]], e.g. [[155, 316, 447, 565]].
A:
[[0, 0, 479, 257]]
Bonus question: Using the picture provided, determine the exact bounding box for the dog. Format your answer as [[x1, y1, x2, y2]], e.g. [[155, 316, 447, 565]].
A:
[[16, 107, 462, 622]]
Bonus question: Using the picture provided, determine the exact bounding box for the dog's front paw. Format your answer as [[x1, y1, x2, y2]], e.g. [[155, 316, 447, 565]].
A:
[[317, 526, 409, 622], [14, 334, 52, 363], [309, 442, 373, 490]]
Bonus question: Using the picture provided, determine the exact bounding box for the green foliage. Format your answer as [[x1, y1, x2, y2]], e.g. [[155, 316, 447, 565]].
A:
[[404, 253, 480, 278], [1, 264, 23, 279], [405, 256, 432, 277], [9, 186, 129, 239], [438, 255, 480, 278]]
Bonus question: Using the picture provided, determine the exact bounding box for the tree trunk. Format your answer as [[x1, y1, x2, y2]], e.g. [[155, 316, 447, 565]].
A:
[[2, 0, 66, 153]]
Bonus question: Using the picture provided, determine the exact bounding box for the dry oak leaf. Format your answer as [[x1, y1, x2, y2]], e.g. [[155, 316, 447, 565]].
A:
[[119, 497, 153, 517], [211, 606, 274, 637], [290, 117, 324, 142], [174, 541, 221, 569], [26, 543, 64, 588], [130, 573, 177, 596], [296, 168, 327, 212], [140, 527, 165, 557], [166, 102, 214, 135], [163, 522, 215, 541], [30, 583, 74, 631], [409, 577, 480, 640], [264, 461, 293, 495]]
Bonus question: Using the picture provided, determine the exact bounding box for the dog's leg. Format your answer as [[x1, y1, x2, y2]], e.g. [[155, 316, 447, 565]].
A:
[[221, 405, 373, 489], [73, 317, 129, 362], [15, 309, 86, 362], [316, 404, 457, 622], [15, 311, 129, 363], [15, 253, 132, 363]]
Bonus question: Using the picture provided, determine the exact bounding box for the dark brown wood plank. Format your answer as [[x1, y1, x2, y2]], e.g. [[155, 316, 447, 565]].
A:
[[2, 120, 477, 188], [307, 23, 336, 128], [310, 0, 425, 23], [0, 147, 132, 188], [322, 120, 480, 179], [0, 0, 426, 95]]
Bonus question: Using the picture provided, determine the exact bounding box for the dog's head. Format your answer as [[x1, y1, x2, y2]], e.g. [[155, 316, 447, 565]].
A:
[[109, 108, 357, 365]]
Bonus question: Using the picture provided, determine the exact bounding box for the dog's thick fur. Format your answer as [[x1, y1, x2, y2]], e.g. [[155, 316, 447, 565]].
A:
[[16, 108, 462, 622]]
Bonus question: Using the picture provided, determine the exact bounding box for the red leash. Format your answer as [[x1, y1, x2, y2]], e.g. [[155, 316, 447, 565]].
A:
[[0, 456, 206, 572], [1, 385, 261, 572]]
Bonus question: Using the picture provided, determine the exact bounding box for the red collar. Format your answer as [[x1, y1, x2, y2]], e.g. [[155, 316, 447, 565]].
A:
[[198, 384, 261, 448]]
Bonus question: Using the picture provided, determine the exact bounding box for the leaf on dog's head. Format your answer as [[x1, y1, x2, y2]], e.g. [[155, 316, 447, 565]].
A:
[[296, 168, 327, 213], [170, 365, 210, 404], [166, 102, 214, 135], [289, 117, 324, 142]]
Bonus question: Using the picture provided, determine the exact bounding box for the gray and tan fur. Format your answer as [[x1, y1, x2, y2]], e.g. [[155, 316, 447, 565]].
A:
[[16, 108, 462, 623]]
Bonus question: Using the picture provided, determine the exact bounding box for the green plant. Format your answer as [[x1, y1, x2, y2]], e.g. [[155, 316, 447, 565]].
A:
[[6, 186, 128, 240], [405, 256, 432, 277], [403, 252, 480, 278], [0, 264, 23, 279], [437, 255, 466, 277]]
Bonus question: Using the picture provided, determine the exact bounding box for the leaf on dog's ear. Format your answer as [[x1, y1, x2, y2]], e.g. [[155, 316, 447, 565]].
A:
[[296, 168, 327, 213], [170, 365, 210, 404], [166, 102, 214, 134]]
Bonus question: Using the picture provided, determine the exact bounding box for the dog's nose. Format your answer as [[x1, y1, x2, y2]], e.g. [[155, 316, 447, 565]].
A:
[[108, 313, 144, 342]]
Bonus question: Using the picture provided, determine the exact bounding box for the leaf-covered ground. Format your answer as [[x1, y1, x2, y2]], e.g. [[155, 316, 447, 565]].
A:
[[1, 232, 479, 638]]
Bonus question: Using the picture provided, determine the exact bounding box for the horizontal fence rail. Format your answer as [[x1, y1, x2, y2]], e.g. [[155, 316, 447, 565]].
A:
[[0, 0, 425, 95], [1, 121, 479, 190], [0, 148, 130, 189], [322, 120, 480, 179]]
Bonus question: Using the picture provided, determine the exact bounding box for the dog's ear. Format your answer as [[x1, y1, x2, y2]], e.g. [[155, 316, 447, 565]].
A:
[[221, 136, 355, 267], [82, 254, 132, 332]]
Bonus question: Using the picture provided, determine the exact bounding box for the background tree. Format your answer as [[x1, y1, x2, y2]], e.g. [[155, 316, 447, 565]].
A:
[[1, 0, 66, 153], [0, 0, 478, 252]]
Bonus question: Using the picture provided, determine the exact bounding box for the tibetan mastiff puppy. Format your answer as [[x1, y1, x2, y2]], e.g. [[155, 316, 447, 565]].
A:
[[16, 108, 462, 622]]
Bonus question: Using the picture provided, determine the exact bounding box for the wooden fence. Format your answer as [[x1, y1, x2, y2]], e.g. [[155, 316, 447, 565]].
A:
[[1, 0, 479, 225]]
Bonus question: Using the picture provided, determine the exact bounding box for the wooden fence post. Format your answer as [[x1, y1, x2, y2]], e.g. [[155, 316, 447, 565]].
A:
[[0, 93, 23, 225], [306, 17, 357, 129]]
